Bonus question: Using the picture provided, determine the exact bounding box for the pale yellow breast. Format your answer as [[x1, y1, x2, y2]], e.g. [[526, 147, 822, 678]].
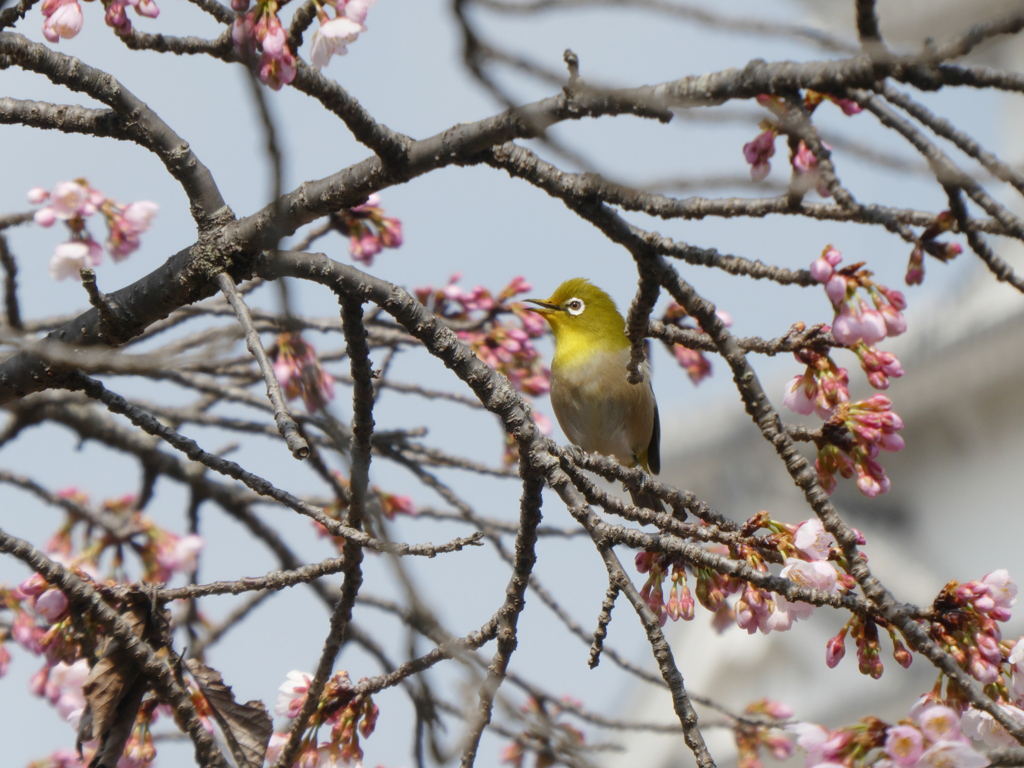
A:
[[549, 345, 657, 469]]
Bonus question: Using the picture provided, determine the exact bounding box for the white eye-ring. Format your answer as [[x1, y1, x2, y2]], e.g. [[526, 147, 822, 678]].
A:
[[566, 297, 585, 316]]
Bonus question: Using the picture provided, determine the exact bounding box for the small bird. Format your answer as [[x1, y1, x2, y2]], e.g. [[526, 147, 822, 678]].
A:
[[525, 278, 662, 506]]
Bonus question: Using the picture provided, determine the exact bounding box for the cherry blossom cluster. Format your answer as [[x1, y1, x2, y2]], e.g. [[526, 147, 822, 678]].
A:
[[231, 0, 375, 90], [742, 91, 861, 194], [29, 661, 187, 768], [815, 396, 906, 497], [499, 696, 585, 768], [906, 211, 963, 286], [28, 180, 158, 281], [38, 0, 375, 89], [785, 350, 903, 498], [784, 247, 908, 497], [658, 302, 732, 384], [231, 2, 298, 90], [783, 347, 850, 420], [634, 516, 853, 634], [927, 570, 1018, 691], [5, 574, 80, 670], [810, 246, 908, 380], [825, 570, 1018, 710], [824, 611, 912, 680], [787, 698, 990, 768], [417, 275, 551, 397], [39, 0, 159, 42], [271, 333, 337, 413], [0, 489, 207, 768], [734, 699, 795, 768], [330, 193, 403, 266], [0, 489, 203, 677], [783, 600, 1024, 768], [417, 275, 552, 462], [308, 0, 375, 70], [273, 669, 379, 767]]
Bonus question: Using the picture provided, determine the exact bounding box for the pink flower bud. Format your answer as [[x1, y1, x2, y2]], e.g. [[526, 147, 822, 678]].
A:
[[743, 130, 776, 181], [379, 217, 402, 247], [232, 15, 255, 53], [859, 307, 887, 344], [782, 375, 816, 415], [825, 275, 847, 305], [30, 666, 49, 697], [878, 305, 906, 336], [877, 433, 905, 452], [831, 312, 862, 346], [809, 256, 834, 284], [33, 207, 57, 227], [35, 589, 69, 622], [831, 97, 863, 116], [136, 0, 159, 19], [968, 650, 999, 684], [892, 641, 913, 669], [677, 582, 695, 621], [17, 573, 49, 598]]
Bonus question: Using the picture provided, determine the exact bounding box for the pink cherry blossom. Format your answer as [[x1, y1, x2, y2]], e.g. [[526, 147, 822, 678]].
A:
[[793, 519, 836, 561], [310, 15, 364, 69], [785, 722, 830, 764], [1009, 637, 1024, 697], [917, 741, 987, 768], [982, 569, 1017, 618], [773, 558, 838, 623], [343, 0, 376, 25], [156, 533, 203, 574], [265, 733, 290, 764], [885, 725, 923, 766], [42, 0, 84, 42], [49, 240, 102, 281], [107, 200, 158, 260], [46, 659, 90, 727], [276, 671, 313, 719], [962, 704, 1024, 750], [917, 705, 963, 743], [48, 180, 93, 220]]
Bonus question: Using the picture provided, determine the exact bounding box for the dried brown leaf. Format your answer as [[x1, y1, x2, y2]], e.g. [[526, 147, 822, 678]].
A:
[[76, 593, 169, 768], [187, 658, 272, 768]]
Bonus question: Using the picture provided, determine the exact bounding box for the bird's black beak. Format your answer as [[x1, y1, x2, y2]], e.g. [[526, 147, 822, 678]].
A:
[[523, 298, 558, 315]]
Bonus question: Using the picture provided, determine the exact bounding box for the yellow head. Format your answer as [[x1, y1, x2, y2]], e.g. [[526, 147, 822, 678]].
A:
[[524, 278, 629, 363]]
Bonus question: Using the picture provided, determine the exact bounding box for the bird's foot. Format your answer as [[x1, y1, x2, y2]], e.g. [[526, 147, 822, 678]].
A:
[[562, 444, 588, 466]]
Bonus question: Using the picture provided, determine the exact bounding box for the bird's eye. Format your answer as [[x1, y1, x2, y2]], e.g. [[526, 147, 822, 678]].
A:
[[566, 298, 585, 316]]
